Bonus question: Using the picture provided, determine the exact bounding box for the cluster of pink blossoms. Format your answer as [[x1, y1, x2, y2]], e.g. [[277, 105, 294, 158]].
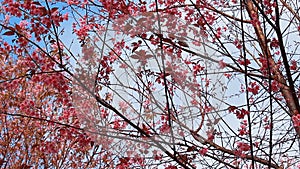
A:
[[292, 114, 300, 127]]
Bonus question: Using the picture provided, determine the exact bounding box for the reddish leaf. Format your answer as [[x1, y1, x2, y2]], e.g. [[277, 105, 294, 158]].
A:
[[213, 118, 221, 125], [139, 0, 147, 5], [156, 33, 163, 39], [137, 18, 147, 24], [0, 159, 5, 166], [19, 164, 32, 169], [162, 38, 173, 44], [187, 146, 197, 152], [39, 7, 48, 16], [32, 1, 42, 6], [149, 34, 154, 40], [228, 106, 237, 112], [131, 42, 138, 46], [51, 7, 59, 13], [15, 24, 21, 32], [206, 118, 212, 126], [168, 33, 176, 39], [178, 41, 189, 47], [50, 39, 56, 44], [131, 54, 139, 59], [3, 31, 15, 36], [145, 54, 153, 59], [132, 46, 139, 53]]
